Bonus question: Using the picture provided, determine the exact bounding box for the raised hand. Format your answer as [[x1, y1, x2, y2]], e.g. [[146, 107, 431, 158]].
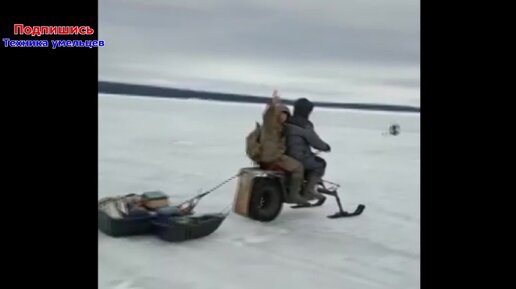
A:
[[272, 89, 280, 104]]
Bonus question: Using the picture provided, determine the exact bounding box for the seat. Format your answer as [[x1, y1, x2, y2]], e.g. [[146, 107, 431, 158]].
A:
[[259, 162, 285, 172], [259, 163, 311, 180]]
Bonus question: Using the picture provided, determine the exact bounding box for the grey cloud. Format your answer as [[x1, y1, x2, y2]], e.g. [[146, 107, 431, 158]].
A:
[[101, 0, 418, 64], [380, 78, 420, 89], [99, 0, 420, 106]]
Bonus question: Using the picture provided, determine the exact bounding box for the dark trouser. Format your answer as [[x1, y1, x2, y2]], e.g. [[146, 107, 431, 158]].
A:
[[273, 155, 304, 187], [302, 156, 327, 177], [300, 156, 326, 200]]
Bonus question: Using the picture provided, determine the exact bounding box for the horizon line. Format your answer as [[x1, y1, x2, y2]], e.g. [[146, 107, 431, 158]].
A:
[[98, 81, 420, 113]]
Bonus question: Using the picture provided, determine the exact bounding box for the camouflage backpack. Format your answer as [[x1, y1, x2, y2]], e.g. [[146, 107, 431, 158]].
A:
[[245, 122, 262, 163]]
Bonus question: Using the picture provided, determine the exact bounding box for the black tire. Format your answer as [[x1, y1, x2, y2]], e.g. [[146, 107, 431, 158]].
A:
[[248, 178, 283, 222]]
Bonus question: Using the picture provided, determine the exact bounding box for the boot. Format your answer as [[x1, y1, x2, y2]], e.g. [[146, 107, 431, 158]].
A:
[[303, 174, 326, 201], [287, 177, 310, 205]]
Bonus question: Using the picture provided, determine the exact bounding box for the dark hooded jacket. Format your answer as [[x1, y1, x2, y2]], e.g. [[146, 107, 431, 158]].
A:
[[288, 98, 314, 129], [284, 98, 330, 162]]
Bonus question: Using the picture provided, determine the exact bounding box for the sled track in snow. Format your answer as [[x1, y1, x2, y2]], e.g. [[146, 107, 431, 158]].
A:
[[98, 81, 420, 113]]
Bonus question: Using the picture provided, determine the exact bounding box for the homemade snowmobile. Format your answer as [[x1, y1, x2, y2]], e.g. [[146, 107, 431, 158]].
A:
[[233, 166, 365, 222]]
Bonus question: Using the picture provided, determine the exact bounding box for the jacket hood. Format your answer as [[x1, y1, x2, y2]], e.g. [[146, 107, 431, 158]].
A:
[[293, 98, 314, 119], [277, 104, 291, 116]]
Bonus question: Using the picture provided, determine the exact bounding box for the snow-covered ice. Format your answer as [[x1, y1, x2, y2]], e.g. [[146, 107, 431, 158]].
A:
[[99, 94, 420, 289]]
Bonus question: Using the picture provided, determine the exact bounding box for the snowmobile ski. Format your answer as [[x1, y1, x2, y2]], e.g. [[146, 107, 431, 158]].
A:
[[327, 204, 365, 219]]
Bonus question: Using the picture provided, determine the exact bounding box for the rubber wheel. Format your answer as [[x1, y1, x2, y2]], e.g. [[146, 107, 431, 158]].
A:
[[248, 178, 283, 222]]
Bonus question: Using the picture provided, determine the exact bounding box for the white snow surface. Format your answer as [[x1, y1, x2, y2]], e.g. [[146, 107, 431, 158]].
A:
[[99, 94, 420, 289]]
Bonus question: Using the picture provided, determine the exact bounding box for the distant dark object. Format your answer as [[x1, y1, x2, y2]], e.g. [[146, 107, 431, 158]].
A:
[[389, 124, 400, 136]]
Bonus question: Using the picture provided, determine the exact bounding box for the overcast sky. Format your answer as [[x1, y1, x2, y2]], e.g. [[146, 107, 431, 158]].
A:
[[99, 0, 420, 106]]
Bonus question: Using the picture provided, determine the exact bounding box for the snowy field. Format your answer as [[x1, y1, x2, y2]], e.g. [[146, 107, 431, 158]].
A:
[[99, 93, 420, 289]]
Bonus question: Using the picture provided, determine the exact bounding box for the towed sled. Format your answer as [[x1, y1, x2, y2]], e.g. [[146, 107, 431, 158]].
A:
[[153, 213, 227, 242], [98, 200, 154, 237], [98, 191, 227, 242], [233, 167, 365, 222]]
